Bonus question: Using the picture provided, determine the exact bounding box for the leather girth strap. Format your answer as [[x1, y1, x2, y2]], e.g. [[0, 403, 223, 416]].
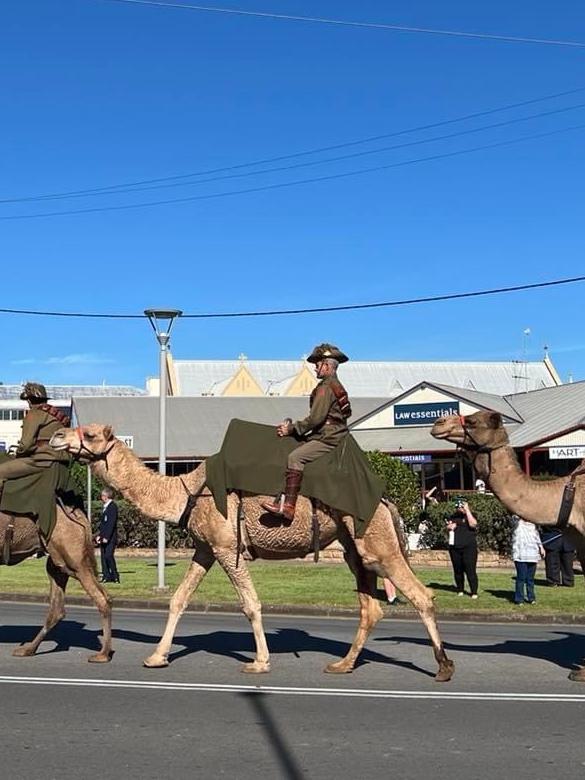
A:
[[311, 499, 320, 563], [555, 461, 585, 529], [556, 480, 577, 529]]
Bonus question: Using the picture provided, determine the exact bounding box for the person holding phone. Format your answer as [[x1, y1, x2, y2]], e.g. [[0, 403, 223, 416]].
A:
[[446, 497, 479, 599]]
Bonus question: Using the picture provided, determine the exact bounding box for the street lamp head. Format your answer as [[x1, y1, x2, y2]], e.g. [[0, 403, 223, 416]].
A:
[[144, 308, 183, 339]]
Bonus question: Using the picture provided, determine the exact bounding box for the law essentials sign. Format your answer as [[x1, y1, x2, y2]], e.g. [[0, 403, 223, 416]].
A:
[[394, 401, 460, 426]]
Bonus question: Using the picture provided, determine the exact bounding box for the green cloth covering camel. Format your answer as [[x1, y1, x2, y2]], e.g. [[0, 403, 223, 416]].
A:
[[0, 454, 74, 540], [205, 419, 385, 535]]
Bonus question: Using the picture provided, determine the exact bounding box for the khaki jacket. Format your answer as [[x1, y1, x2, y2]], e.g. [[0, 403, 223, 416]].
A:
[[17, 406, 70, 462], [293, 375, 351, 446]]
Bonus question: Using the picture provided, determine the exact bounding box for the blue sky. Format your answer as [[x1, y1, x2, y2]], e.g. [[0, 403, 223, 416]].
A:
[[2, 0, 584, 387]]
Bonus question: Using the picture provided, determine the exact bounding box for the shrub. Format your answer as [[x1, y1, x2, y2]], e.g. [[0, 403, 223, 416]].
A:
[[420, 494, 513, 555], [366, 451, 421, 532], [90, 500, 192, 549]]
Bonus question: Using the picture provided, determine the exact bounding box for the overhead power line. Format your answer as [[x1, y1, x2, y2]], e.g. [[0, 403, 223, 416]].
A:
[[3, 98, 585, 204], [1, 275, 583, 319], [99, 0, 585, 49], [2, 121, 584, 220]]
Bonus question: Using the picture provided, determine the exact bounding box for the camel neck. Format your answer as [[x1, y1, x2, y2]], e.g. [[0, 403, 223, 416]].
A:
[[479, 446, 571, 527], [91, 442, 207, 524]]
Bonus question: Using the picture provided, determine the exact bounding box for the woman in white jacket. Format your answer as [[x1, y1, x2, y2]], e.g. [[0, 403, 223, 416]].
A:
[[512, 516, 545, 605]]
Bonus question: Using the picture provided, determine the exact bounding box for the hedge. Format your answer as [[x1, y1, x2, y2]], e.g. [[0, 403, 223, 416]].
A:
[[420, 495, 514, 555]]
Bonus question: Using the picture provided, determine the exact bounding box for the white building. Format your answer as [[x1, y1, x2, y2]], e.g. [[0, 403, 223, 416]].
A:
[[0, 384, 146, 452]]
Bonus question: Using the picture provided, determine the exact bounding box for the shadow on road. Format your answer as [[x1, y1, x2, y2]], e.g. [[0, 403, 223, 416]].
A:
[[0, 620, 432, 676], [241, 691, 305, 780], [374, 630, 585, 671]]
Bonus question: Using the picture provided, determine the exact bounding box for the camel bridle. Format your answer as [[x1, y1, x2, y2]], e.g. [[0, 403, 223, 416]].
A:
[[73, 426, 117, 469], [455, 415, 507, 477]]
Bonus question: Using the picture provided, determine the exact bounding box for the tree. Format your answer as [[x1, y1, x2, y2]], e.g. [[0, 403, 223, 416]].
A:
[[366, 451, 421, 532]]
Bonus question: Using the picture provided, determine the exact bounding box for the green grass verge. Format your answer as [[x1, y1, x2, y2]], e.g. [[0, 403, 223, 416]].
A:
[[0, 557, 583, 616]]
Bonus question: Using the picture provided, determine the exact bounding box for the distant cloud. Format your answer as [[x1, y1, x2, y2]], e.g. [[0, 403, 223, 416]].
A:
[[11, 353, 115, 367]]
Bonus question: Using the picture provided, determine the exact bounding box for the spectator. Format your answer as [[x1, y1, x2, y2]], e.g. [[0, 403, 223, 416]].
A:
[[97, 487, 120, 584], [512, 516, 544, 605], [446, 498, 479, 599], [540, 528, 576, 588], [475, 478, 486, 494]]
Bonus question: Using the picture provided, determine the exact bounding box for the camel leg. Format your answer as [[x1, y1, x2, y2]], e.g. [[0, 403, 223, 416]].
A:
[[324, 526, 383, 675], [354, 512, 454, 682], [144, 543, 216, 668], [213, 547, 271, 674], [13, 557, 68, 658], [74, 562, 113, 663]]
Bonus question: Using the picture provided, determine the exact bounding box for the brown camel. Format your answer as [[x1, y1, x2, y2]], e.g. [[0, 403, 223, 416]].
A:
[[431, 409, 585, 681], [0, 505, 112, 662], [50, 424, 455, 681]]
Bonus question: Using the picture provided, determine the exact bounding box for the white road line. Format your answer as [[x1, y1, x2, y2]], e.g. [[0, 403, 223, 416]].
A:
[[0, 675, 584, 702]]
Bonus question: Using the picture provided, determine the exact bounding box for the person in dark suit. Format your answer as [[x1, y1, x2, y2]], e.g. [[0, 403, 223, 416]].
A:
[[97, 487, 119, 583]]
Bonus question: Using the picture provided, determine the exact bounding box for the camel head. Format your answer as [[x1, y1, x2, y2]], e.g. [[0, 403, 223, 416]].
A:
[[431, 410, 509, 451], [50, 424, 115, 463]]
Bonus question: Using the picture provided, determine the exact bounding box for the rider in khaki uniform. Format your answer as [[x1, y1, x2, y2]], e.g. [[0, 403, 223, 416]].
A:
[[261, 343, 352, 521], [0, 383, 70, 490]]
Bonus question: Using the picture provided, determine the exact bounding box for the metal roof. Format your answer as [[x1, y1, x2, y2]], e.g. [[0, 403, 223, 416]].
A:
[[0, 384, 146, 400], [173, 359, 557, 397], [505, 381, 585, 447], [71, 380, 585, 459], [73, 396, 384, 459]]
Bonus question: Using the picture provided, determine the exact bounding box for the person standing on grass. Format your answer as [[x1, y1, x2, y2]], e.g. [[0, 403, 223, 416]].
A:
[[97, 487, 120, 584], [446, 498, 479, 599], [512, 515, 544, 605]]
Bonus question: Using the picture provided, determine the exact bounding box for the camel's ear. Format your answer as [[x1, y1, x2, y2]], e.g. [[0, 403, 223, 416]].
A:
[[487, 412, 502, 429], [103, 425, 114, 441]]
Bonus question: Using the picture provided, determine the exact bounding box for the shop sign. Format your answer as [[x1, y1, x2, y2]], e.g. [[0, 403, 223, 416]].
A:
[[397, 454, 432, 463], [394, 401, 460, 426], [549, 446, 585, 460], [116, 435, 134, 449]]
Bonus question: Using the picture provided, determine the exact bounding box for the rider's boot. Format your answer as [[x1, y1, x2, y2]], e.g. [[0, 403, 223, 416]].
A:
[[261, 469, 303, 521]]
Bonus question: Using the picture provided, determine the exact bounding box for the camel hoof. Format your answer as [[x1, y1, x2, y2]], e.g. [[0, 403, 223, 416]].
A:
[[435, 660, 455, 682], [568, 668, 585, 682], [324, 660, 354, 675], [143, 655, 169, 669], [88, 652, 111, 664], [241, 661, 271, 674], [12, 644, 35, 658]]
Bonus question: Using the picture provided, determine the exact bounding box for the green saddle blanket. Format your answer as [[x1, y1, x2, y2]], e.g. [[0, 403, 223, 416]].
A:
[[205, 419, 385, 536], [0, 457, 75, 541]]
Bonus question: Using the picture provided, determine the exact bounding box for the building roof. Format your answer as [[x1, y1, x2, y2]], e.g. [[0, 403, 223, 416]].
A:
[[172, 358, 558, 397], [0, 384, 146, 401], [504, 381, 585, 447], [73, 396, 384, 459]]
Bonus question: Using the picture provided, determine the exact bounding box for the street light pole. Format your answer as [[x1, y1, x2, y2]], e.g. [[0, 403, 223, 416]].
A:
[[144, 308, 182, 591]]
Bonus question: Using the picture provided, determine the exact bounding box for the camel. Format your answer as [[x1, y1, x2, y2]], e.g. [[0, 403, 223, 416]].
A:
[[431, 409, 585, 681], [50, 424, 455, 681], [0, 504, 112, 662]]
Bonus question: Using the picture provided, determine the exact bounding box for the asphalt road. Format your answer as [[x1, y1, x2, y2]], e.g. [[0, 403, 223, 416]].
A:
[[1, 603, 585, 779]]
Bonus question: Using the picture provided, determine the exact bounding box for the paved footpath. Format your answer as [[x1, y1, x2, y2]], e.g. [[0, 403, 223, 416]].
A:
[[2, 603, 585, 779]]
